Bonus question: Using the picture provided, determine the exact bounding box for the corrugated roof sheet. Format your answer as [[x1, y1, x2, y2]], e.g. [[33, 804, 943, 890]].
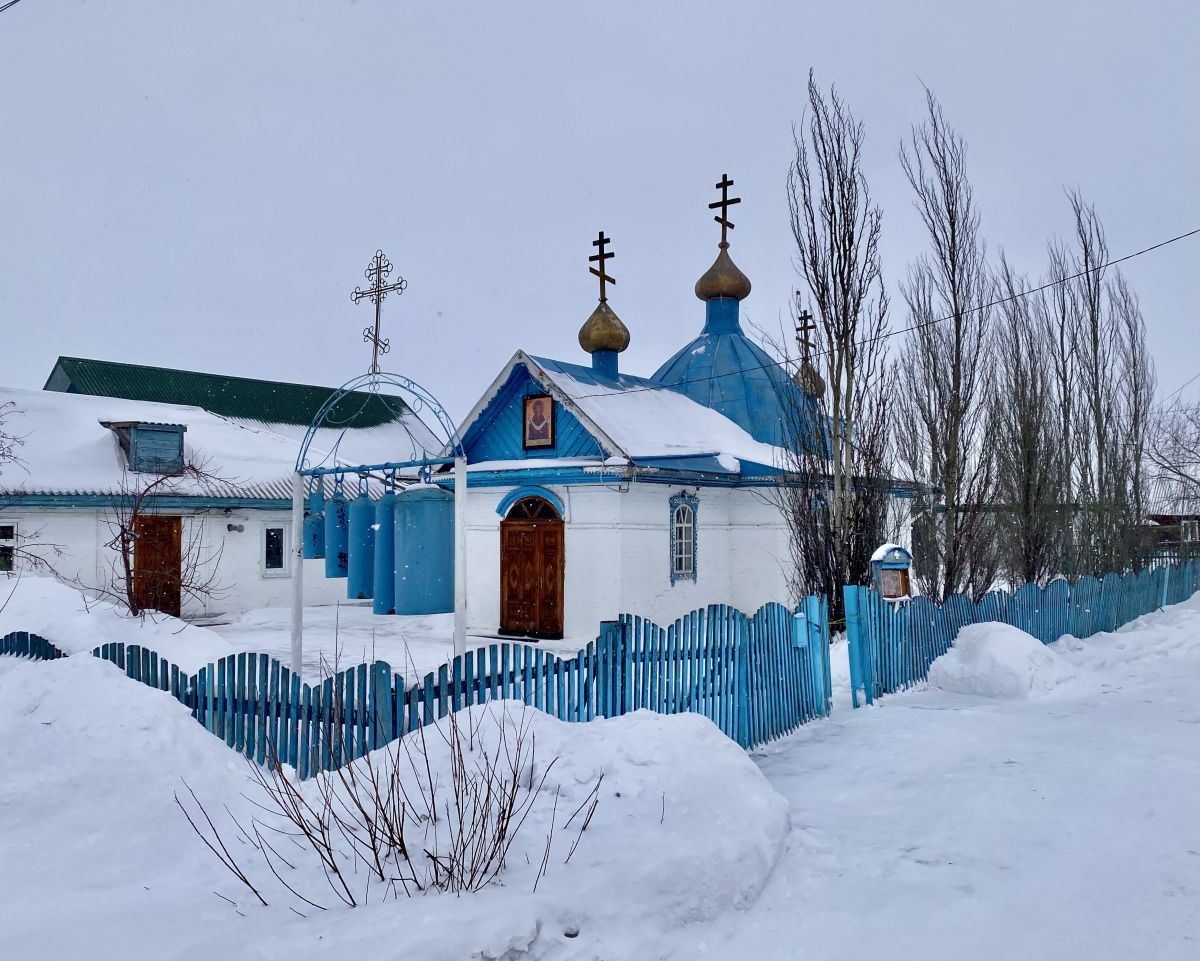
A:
[[45, 356, 413, 428]]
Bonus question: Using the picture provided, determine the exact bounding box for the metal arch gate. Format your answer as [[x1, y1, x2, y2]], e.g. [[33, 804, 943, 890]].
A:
[[289, 371, 468, 677]]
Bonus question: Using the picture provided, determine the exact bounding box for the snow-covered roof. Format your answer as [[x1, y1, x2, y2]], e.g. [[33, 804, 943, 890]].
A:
[[228, 417, 440, 474], [0, 386, 367, 500], [455, 351, 788, 477], [532, 356, 787, 472], [870, 543, 911, 562], [1144, 476, 1200, 518]]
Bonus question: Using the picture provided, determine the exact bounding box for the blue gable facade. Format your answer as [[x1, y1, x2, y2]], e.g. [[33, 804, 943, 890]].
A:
[[460, 362, 605, 464]]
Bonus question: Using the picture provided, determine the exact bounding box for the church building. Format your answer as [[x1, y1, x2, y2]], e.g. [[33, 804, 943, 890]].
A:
[[446, 178, 851, 640]]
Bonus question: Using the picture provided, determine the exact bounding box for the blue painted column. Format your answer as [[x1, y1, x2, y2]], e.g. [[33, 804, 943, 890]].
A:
[[303, 486, 326, 559], [324, 490, 349, 578], [372, 489, 397, 615], [394, 486, 454, 615], [347, 490, 376, 600]]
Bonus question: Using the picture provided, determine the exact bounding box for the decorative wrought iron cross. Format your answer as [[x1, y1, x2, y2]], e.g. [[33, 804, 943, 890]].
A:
[[709, 173, 741, 246], [589, 230, 616, 303], [795, 301, 817, 358], [351, 249, 407, 374]]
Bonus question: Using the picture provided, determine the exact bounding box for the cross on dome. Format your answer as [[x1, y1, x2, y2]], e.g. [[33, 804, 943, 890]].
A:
[[709, 173, 741, 248]]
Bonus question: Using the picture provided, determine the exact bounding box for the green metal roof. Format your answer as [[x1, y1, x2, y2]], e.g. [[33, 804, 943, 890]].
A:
[[44, 356, 410, 428]]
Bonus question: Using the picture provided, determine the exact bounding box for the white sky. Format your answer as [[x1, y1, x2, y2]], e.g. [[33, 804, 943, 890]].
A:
[[2, 0, 1197, 423]]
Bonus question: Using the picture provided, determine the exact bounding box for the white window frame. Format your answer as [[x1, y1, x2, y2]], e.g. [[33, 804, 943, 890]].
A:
[[261, 521, 291, 577], [1182, 519, 1199, 544], [0, 520, 17, 574], [670, 492, 698, 584]]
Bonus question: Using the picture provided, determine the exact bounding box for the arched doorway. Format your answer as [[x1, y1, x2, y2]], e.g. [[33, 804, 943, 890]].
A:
[[499, 495, 564, 639]]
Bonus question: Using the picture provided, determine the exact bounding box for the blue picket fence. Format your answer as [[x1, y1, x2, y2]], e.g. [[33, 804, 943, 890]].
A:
[[0, 598, 830, 776], [0, 631, 68, 660], [844, 559, 1200, 707]]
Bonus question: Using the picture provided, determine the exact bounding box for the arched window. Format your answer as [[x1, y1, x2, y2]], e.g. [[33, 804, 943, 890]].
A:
[[669, 492, 698, 584]]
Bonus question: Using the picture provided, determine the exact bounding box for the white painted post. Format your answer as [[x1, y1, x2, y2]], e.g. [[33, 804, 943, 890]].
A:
[[453, 456, 468, 656], [290, 472, 305, 677]]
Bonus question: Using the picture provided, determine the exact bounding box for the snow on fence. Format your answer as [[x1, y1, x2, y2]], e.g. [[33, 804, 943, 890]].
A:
[[844, 559, 1200, 707], [0, 631, 68, 661], [0, 599, 830, 776]]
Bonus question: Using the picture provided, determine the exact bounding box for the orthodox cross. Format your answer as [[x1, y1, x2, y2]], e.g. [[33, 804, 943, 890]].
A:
[[795, 300, 817, 359], [709, 173, 741, 246], [351, 249, 407, 375], [589, 230, 616, 303]]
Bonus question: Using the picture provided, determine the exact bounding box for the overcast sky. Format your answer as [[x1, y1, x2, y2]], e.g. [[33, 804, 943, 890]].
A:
[[2, 0, 1197, 425]]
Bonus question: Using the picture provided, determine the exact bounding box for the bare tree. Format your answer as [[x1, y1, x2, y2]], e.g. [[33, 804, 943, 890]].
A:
[[1110, 270, 1156, 566], [895, 89, 997, 600], [773, 70, 894, 612], [1066, 190, 1121, 572], [1057, 193, 1157, 573], [91, 458, 228, 617], [0, 401, 66, 581], [990, 255, 1065, 585], [1152, 401, 1200, 504]]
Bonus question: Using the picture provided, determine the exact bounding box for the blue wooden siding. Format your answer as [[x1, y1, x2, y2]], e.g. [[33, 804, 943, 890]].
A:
[[845, 559, 1200, 707], [1, 599, 831, 775], [462, 365, 604, 463], [130, 424, 185, 473]]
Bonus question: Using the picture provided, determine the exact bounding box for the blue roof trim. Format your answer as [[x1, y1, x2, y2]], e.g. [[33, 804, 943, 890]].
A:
[[495, 486, 566, 517], [0, 493, 292, 511]]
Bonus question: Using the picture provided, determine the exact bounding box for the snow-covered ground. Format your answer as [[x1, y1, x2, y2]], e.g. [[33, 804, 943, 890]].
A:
[[2, 577, 1200, 959], [0, 576, 591, 682], [686, 596, 1200, 961], [210, 602, 594, 682]]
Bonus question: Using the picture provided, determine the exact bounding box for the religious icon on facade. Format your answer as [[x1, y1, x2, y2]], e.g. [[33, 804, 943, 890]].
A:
[[523, 395, 555, 449]]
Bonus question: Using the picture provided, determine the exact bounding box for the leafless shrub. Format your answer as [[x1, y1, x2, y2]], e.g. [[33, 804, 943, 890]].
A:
[[177, 699, 602, 912], [81, 458, 229, 617]]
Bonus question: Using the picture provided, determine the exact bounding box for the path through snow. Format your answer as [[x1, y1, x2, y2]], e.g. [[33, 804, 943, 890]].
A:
[[679, 595, 1200, 961]]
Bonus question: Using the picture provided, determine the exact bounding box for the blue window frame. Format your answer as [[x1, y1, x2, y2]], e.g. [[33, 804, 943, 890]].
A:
[[669, 492, 698, 584]]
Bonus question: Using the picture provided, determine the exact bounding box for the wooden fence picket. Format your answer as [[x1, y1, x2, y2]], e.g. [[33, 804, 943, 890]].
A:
[[7, 591, 841, 771], [844, 559, 1200, 706]]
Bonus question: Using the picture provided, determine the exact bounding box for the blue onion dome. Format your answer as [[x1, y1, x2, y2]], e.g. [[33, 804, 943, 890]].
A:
[[651, 244, 823, 453]]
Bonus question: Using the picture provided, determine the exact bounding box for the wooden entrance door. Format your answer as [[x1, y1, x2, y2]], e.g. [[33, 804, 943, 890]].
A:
[[499, 496, 564, 640], [133, 515, 182, 617]]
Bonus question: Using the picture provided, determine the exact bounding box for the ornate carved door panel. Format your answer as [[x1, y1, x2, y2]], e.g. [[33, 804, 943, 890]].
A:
[[499, 497, 564, 640]]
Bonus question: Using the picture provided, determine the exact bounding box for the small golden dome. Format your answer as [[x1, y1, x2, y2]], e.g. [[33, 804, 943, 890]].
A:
[[695, 243, 752, 302], [795, 359, 826, 397], [579, 300, 630, 353]]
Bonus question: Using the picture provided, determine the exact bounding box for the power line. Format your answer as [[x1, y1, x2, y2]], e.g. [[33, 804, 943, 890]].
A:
[[570, 224, 1200, 402], [1157, 369, 1200, 411]]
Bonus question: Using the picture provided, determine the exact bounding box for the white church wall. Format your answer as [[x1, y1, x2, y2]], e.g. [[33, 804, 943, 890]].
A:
[[458, 480, 796, 643], [3, 510, 102, 589], [3, 507, 346, 623], [618, 483, 730, 626]]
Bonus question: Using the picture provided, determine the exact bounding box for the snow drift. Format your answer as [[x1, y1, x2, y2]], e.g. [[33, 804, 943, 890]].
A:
[[928, 622, 1076, 699], [0, 574, 235, 671], [0, 653, 788, 960]]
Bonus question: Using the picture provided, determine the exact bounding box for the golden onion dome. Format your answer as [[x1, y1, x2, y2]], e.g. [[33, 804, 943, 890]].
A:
[[578, 300, 630, 354], [695, 243, 752, 302], [794, 359, 826, 397]]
